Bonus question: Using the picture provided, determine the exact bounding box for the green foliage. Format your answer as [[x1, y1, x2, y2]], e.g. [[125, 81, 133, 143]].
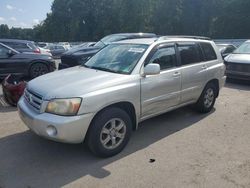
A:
[[0, 0, 250, 41]]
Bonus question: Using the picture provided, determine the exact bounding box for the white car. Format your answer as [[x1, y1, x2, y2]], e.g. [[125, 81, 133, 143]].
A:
[[38, 47, 52, 56], [18, 36, 226, 157]]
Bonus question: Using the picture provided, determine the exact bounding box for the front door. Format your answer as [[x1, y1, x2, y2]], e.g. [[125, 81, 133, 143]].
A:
[[141, 44, 181, 119], [0, 44, 25, 77]]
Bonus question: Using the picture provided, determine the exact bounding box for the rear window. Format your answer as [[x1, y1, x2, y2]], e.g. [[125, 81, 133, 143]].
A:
[[27, 42, 37, 50], [200, 42, 217, 61], [178, 43, 203, 65]]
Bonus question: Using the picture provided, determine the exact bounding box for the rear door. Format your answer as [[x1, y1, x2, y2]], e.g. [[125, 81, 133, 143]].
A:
[[0, 44, 26, 77], [0, 44, 11, 76], [177, 42, 207, 103], [141, 43, 182, 118]]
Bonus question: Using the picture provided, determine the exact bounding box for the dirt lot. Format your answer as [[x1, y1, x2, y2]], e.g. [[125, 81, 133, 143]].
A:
[[0, 81, 250, 188]]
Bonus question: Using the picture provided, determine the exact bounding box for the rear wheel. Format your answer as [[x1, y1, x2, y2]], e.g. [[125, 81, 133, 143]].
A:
[[29, 63, 49, 79], [195, 83, 217, 113], [87, 107, 132, 158]]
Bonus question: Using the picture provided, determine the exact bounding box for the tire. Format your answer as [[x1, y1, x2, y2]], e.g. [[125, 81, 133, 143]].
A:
[[29, 63, 49, 79], [87, 107, 132, 158], [195, 83, 217, 113]]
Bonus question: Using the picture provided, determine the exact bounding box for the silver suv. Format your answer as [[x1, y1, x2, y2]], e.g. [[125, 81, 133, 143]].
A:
[[18, 36, 226, 157]]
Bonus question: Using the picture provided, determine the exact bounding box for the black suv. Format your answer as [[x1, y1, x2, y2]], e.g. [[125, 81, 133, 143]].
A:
[[0, 43, 56, 79], [0, 39, 40, 53], [59, 33, 157, 69]]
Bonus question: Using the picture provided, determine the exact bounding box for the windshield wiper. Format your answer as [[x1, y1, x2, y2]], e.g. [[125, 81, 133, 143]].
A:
[[90, 66, 121, 74], [99, 40, 106, 46], [82, 64, 90, 68]]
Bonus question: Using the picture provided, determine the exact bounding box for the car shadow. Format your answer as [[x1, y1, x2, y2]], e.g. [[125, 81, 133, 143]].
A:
[[0, 107, 214, 187], [224, 79, 250, 91]]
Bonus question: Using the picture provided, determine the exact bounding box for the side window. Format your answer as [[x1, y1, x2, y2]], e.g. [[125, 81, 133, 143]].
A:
[[224, 46, 236, 54], [0, 45, 9, 58], [178, 44, 202, 65], [58, 46, 64, 50], [2, 42, 28, 49], [200, 42, 217, 61], [148, 46, 177, 70], [3, 42, 15, 49]]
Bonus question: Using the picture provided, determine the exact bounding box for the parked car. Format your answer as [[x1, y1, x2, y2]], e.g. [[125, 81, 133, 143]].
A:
[[216, 44, 237, 59], [0, 39, 41, 53], [0, 42, 56, 79], [71, 42, 96, 49], [38, 47, 52, 56], [18, 36, 226, 157], [224, 40, 250, 80], [59, 33, 157, 69], [58, 42, 71, 50], [45, 44, 67, 59], [36, 42, 50, 48]]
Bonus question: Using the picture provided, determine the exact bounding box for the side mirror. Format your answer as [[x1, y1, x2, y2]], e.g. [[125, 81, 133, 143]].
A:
[[7, 50, 15, 57], [143, 64, 160, 76]]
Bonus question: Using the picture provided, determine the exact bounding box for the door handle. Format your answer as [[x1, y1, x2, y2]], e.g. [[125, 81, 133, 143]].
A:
[[173, 72, 181, 77], [202, 65, 207, 69]]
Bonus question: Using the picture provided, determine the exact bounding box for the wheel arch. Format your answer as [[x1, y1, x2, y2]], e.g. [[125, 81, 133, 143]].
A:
[[206, 79, 220, 98], [28, 60, 50, 71], [85, 101, 137, 142]]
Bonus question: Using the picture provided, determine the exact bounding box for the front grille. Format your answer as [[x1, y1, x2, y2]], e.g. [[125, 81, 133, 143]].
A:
[[226, 62, 250, 73], [24, 89, 43, 111]]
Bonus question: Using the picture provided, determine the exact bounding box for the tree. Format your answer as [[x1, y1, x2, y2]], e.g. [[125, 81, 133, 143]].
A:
[[1, 0, 250, 41]]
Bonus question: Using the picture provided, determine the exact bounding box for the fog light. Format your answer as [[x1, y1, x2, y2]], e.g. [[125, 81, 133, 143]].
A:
[[46, 125, 57, 136]]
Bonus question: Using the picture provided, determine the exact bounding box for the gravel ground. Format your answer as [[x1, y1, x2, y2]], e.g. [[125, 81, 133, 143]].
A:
[[0, 80, 250, 188]]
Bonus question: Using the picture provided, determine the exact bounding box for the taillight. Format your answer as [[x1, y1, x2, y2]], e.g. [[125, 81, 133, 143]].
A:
[[34, 48, 41, 53]]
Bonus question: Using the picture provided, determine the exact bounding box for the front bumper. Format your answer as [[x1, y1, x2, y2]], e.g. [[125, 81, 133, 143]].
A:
[[18, 96, 94, 144], [226, 70, 250, 80]]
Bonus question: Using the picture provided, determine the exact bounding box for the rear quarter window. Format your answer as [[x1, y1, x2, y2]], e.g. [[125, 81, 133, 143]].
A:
[[200, 42, 217, 61]]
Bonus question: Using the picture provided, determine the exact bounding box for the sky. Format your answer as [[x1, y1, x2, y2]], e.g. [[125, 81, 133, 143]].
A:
[[0, 0, 54, 28]]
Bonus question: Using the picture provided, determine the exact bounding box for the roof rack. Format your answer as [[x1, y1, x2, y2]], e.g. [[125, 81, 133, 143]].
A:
[[158, 35, 212, 41]]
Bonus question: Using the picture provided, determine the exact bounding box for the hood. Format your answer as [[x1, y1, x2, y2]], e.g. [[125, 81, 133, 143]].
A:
[[62, 46, 100, 56], [225, 53, 250, 64], [27, 66, 134, 100]]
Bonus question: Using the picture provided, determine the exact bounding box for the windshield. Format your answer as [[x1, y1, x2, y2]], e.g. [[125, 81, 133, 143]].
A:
[[234, 42, 250, 54], [94, 35, 128, 48], [84, 44, 148, 74]]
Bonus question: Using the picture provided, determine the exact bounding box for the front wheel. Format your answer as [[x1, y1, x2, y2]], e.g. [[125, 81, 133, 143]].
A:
[[86, 107, 132, 158], [29, 63, 49, 79], [195, 83, 217, 113]]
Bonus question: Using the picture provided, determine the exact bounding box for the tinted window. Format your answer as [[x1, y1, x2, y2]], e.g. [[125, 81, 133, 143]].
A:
[[148, 46, 177, 70], [3, 42, 29, 49], [178, 44, 202, 65], [56, 46, 65, 50], [0, 45, 9, 58], [200, 42, 217, 60], [27, 42, 37, 50], [224, 46, 236, 54]]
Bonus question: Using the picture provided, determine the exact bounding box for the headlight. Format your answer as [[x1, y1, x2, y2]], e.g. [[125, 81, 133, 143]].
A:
[[46, 98, 82, 116]]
